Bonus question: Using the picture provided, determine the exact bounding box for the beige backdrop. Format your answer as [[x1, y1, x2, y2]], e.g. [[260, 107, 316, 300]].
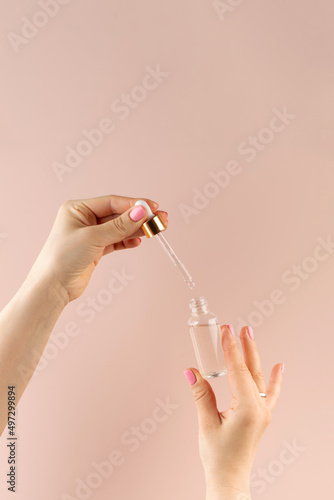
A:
[[1, 1, 334, 499]]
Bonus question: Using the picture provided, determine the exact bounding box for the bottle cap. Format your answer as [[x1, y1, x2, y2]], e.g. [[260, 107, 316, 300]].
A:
[[134, 200, 166, 238]]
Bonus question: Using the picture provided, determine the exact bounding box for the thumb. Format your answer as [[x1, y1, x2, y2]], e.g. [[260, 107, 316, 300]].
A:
[[91, 204, 147, 246], [184, 368, 221, 430]]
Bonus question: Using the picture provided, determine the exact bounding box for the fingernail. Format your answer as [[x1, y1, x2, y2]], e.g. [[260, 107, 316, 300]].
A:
[[130, 206, 146, 221], [152, 202, 159, 209], [183, 369, 197, 386], [247, 326, 254, 340], [281, 363, 285, 375], [227, 324, 235, 337]]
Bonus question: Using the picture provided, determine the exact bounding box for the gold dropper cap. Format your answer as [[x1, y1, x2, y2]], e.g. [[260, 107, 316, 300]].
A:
[[142, 214, 166, 238], [134, 199, 166, 238]]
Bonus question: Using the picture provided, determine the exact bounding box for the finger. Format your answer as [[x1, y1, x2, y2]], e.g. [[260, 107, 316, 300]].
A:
[[239, 326, 267, 395], [106, 238, 142, 253], [102, 237, 142, 256], [76, 195, 159, 219], [266, 363, 284, 412], [113, 238, 142, 252], [183, 368, 221, 431], [97, 211, 169, 237], [90, 205, 148, 246], [221, 325, 256, 402]]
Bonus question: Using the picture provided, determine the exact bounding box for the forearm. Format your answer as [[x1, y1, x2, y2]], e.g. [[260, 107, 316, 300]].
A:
[[0, 270, 68, 434]]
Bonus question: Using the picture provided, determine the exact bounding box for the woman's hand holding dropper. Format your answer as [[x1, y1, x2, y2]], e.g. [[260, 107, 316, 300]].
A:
[[0, 194, 168, 434]]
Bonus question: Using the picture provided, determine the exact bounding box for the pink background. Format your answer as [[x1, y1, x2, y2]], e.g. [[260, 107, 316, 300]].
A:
[[1, 1, 334, 498]]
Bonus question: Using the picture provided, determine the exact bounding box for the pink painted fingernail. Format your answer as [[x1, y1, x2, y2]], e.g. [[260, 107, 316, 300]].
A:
[[247, 326, 254, 340], [227, 325, 235, 337], [183, 369, 197, 386], [227, 324, 235, 337], [281, 363, 285, 374], [130, 206, 146, 221]]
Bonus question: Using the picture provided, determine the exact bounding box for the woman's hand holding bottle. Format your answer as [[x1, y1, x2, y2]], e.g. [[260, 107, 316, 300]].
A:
[[184, 324, 284, 500]]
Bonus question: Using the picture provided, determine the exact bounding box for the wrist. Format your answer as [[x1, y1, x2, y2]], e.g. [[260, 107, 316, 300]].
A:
[[22, 266, 69, 310], [206, 485, 251, 500], [205, 473, 251, 500]]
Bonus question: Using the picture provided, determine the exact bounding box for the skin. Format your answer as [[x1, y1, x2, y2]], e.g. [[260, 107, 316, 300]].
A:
[[0, 194, 282, 497], [0, 194, 168, 435], [184, 325, 283, 500]]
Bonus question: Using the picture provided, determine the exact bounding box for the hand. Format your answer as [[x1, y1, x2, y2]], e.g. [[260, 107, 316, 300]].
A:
[[184, 325, 284, 499], [27, 194, 168, 302]]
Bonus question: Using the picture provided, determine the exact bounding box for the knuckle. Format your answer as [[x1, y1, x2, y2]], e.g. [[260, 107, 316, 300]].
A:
[[59, 199, 73, 211], [193, 385, 211, 404], [59, 200, 95, 226], [253, 370, 266, 384], [113, 216, 127, 236], [56, 200, 74, 220], [240, 364, 251, 376], [229, 362, 250, 377]]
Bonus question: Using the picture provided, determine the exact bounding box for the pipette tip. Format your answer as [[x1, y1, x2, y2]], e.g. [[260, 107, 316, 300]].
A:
[[186, 280, 196, 290]]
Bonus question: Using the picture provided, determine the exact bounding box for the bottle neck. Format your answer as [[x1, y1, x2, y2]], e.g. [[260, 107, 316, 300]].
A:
[[189, 297, 209, 315]]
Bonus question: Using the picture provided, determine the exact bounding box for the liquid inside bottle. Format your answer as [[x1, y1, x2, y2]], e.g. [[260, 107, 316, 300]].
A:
[[188, 297, 227, 379]]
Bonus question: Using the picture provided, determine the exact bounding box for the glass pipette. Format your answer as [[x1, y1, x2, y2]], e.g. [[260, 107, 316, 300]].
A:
[[134, 200, 195, 290], [155, 232, 195, 290]]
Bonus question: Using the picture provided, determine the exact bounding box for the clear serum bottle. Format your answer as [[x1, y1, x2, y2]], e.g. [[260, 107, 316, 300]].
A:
[[188, 297, 227, 379]]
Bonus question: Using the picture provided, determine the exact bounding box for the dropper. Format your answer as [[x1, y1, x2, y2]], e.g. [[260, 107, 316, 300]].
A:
[[135, 200, 195, 290]]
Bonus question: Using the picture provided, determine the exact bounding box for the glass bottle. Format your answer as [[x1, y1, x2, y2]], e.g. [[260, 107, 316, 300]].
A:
[[188, 297, 227, 379]]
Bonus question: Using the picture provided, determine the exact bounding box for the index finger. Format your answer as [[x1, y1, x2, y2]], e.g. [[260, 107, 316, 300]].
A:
[[74, 194, 159, 219], [221, 325, 257, 402]]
